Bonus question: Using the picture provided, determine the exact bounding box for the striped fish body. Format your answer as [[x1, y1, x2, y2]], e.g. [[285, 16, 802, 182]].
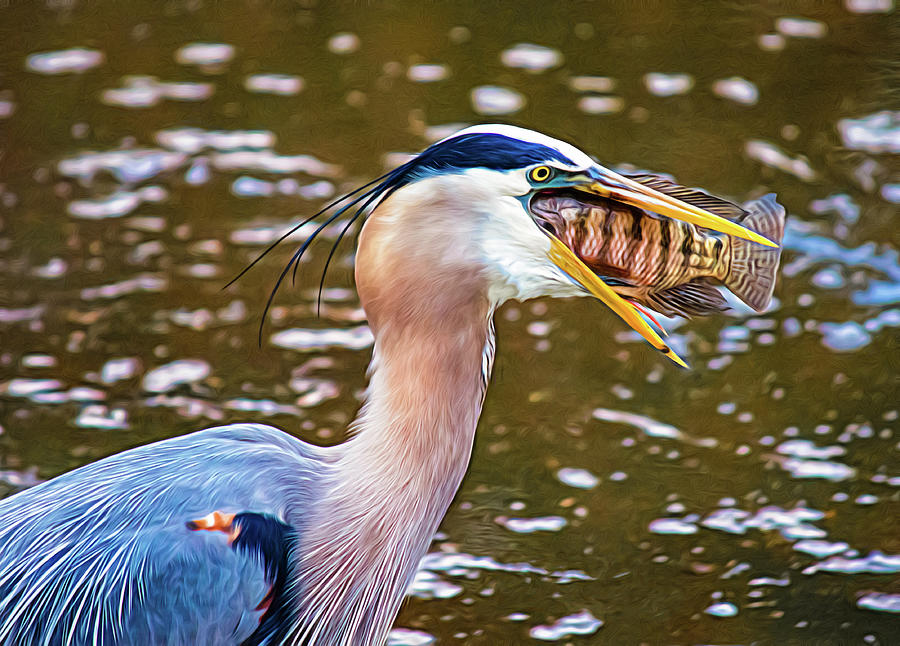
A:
[[531, 184, 786, 318], [557, 197, 727, 288]]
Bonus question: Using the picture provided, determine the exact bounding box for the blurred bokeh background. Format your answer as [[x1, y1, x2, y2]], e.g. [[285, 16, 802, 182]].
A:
[[0, 1, 898, 643]]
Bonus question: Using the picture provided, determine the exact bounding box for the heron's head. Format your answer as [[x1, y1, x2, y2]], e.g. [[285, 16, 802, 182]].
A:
[[253, 125, 774, 365]]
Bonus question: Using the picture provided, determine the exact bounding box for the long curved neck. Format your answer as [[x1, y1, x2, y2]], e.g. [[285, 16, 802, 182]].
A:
[[287, 186, 495, 645]]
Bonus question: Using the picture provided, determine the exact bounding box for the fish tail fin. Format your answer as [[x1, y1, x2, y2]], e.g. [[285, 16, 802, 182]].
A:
[[724, 194, 786, 311]]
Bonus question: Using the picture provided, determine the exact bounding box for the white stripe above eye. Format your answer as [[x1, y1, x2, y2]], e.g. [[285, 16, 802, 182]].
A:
[[439, 124, 595, 171]]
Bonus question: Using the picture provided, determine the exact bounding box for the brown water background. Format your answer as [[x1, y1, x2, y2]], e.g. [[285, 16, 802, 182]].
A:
[[1, 1, 898, 643]]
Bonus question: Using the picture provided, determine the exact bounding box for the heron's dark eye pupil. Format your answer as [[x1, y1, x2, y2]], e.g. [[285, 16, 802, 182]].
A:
[[540, 220, 555, 234], [530, 166, 552, 182]]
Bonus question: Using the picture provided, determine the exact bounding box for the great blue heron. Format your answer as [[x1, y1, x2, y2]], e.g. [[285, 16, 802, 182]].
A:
[[0, 125, 782, 645]]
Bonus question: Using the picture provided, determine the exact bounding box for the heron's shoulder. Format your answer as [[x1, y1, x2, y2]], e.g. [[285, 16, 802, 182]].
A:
[[176, 422, 323, 456], [0, 422, 326, 523], [86, 422, 324, 473]]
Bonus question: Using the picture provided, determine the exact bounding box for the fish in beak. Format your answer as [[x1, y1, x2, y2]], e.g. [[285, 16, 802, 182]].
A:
[[544, 164, 782, 368]]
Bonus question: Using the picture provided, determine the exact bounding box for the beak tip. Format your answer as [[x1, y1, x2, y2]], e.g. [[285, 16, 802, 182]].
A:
[[751, 232, 779, 248], [664, 349, 690, 369]]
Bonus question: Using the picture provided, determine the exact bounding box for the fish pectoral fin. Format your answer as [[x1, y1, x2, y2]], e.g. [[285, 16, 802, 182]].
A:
[[624, 173, 749, 221], [647, 280, 729, 318]]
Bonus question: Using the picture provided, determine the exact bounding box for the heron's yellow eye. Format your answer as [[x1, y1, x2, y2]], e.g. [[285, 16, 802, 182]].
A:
[[528, 165, 553, 183]]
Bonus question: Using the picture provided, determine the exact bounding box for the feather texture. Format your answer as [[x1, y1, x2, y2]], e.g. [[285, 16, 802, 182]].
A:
[[0, 425, 322, 646]]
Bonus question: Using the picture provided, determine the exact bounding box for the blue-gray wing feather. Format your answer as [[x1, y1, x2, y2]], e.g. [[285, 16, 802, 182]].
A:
[[0, 424, 323, 646]]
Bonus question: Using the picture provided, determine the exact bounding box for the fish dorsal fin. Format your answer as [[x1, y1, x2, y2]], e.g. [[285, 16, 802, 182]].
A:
[[625, 173, 749, 221]]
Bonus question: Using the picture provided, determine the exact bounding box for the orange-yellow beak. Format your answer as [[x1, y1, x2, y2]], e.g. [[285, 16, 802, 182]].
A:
[[580, 165, 777, 248], [547, 236, 688, 368]]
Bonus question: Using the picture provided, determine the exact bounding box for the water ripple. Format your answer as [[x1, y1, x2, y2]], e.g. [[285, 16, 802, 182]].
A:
[[59, 149, 187, 184], [704, 602, 738, 617], [793, 539, 850, 558], [212, 151, 341, 177], [803, 551, 900, 575], [101, 76, 214, 108], [838, 111, 899, 154], [244, 74, 304, 96], [497, 515, 567, 534], [231, 176, 334, 199], [712, 77, 759, 105], [577, 96, 624, 115], [142, 359, 211, 393], [556, 467, 599, 489], [649, 518, 698, 535], [386, 628, 435, 645], [592, 408, 684, 441], [224, 398, 302, 417], [845, 0, 894, 12], [500, 43, 563, 73], [529, 609, 603, 641], [419, 551, 590, 583], [471, 86, 526, 116], [26, 48, 104, 74], [568, 76, 616, 93], [174, 43, 235, 67], [4, 378, 63, 398], [74, 405, 128, 430], [21, 354, 56, 368], [776, 17, 828, 39], [407, 570, 463, 600], [81, 274, 167, 300], [857, 592, 900, 614], [156, 128, 275, 153], [68, 186, 167, 219], [745, 140, 816, 181], [327, 33, 360, 55], [270, 326, 374, 352], [407, 65, 449, 83], [776, 439, 846, 460], [700, 505, 825, 538], [643, 73, 693, 97], [100, 358, 141, 384], [810, 193, 860, 223]]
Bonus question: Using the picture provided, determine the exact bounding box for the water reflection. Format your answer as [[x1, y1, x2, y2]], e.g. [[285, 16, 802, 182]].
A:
[[529, 610, 603, 641], [25, 48, 104, 74]]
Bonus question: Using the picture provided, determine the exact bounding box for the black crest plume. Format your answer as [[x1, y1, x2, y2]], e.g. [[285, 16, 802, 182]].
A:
[[225, 161, 417, 345]]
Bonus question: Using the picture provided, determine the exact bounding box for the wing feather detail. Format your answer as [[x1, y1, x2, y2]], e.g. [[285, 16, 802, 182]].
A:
[[0, 424, 321, 646]]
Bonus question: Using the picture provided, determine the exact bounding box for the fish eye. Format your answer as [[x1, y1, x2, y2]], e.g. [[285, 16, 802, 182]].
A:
[[528, 165, 553, 183]]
